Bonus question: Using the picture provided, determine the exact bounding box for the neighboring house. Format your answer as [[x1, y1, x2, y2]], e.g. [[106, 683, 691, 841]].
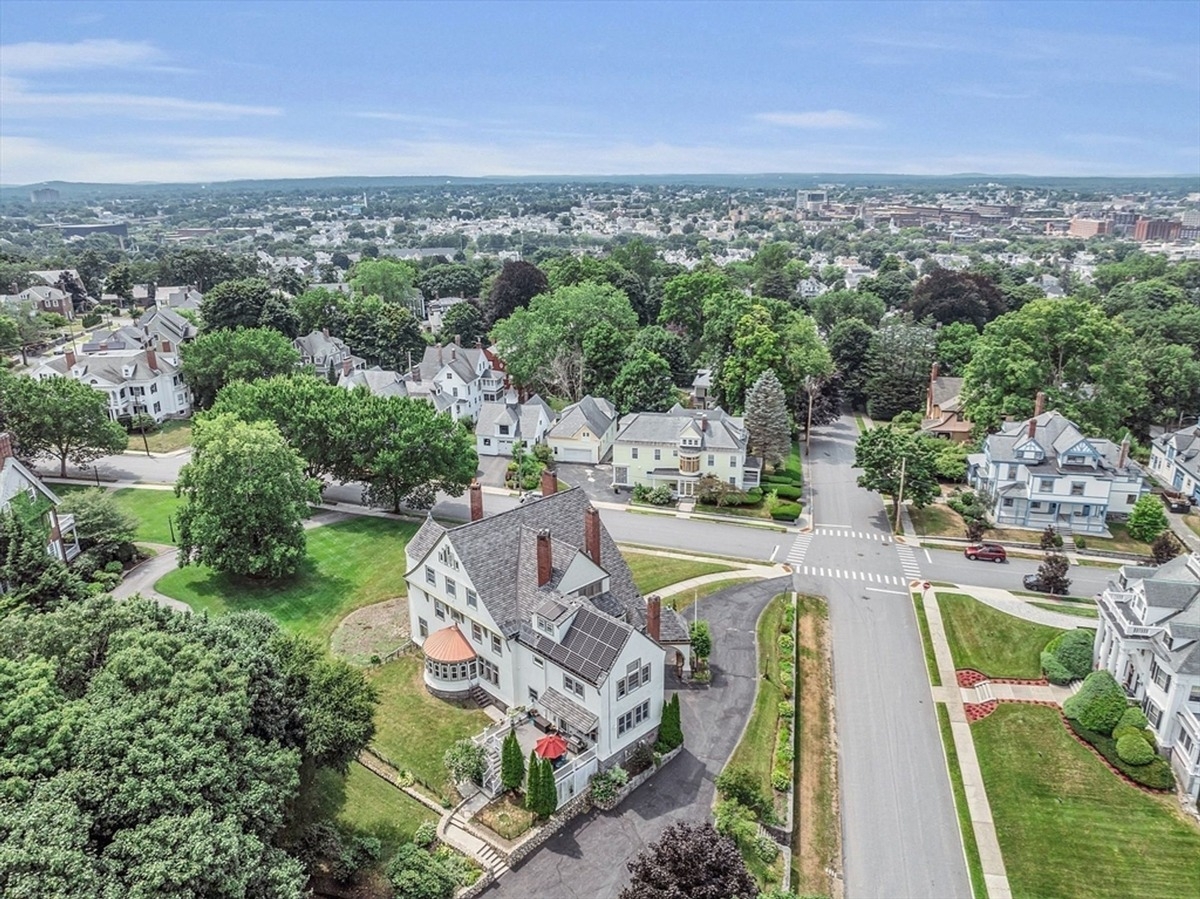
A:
[[81, 326, 146, 354], [425, 296, 468, 333], [611, 404, 762, 496], [395, 343, 506, 423], [1148, 424, 1200, 507], [100, 285, 202, 312], [475, 391, 555, 457], [337, 366, 406, 398], [691, 369, 713, 410], [294, 330, 365, 379], [1094, 552, 1200, 807], [16, 286, 73, 320], [0, 431, 81, 563], [920, 363, 974, 443], [405, 485, 688, 798], [547, 395, 619, 464], [797, 277, 828, 300], [30, 347, 192, 422], [967, 400, 1147, 535], [139, 307, 198, 353]]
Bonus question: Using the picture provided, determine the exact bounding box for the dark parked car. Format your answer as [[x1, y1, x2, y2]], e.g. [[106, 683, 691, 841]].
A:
[[964, 543, 1007, 562], [1023, 573, 1068, 595]]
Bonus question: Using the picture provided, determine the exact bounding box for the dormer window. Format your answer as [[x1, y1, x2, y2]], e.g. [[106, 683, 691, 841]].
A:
[[535, 615, 554, 635]]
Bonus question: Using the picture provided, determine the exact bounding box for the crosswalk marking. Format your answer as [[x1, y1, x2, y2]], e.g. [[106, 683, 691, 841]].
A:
[[812, 528, 890, 541], [792, 565, 907, 586], [895, 543, 923, 580], [785, 533, 813, 565]]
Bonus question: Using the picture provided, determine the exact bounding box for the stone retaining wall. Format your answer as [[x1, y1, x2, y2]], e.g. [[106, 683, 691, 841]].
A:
[[593, 745, 683, 812], [506, 790, 594, 869]]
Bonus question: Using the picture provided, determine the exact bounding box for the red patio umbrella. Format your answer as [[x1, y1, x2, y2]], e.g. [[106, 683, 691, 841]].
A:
[[534, 733, 569, 760]]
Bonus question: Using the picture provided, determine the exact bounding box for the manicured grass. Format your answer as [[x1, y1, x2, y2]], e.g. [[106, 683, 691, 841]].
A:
[[666, 577, 762, 612], [126, 419, 193, 453], [367, 654, 490, 801], [622, 551, 737, 595], [938, 591, 1064, 679], [911, 592, 943, 686], [1079, 521, 1153, 555], [1030, 601, 1099, 619], [156, 516, 417, 644], [909, 503, 966, 538], [974, 704, 1200, 899], [313, 762, 437, 859], [936, 704, 987, 899], [854, 414, 866, 434], [474, 793, 536, 841], [1184, 512, 1200, 541], [726, 594, 787, 804], [54, 484, 181, 545]]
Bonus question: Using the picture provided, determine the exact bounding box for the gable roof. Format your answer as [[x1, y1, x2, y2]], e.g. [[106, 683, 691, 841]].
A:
[[338, 367, 406, 397], [931, 375, 964, 412], [615, 404, 748, 452], [36, 348, 180, 383], [549, 395, 616, 440], [1, 456, 61, 510], [986, 410, 1141, 478]]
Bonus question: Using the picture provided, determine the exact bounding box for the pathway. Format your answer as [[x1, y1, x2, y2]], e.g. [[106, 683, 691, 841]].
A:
[[949, 583, 1096, 629]]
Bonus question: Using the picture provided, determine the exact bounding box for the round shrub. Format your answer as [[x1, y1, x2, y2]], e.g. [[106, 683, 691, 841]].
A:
[[771, 768, 791, 791], [771, 502, 802, 522], [773, 485, 802, 501], [412, 821, 438, 848], [1117, 706, 1148, 731], [1062, 670, 1127, 736], [753, 833, 780, 863], [1116, 733, 1156, 766], [1046, 629, 1095, 681], [1040, 651, 1073, 686]]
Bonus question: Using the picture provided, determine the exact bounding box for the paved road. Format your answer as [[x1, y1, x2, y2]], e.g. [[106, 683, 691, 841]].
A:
[[483, 577, 790, 899], [924, 547, 1111, 597], [793, 415, 971, 899]]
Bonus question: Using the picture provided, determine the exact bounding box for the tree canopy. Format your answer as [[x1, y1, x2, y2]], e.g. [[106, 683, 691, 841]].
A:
[[200, 278, 278, 332], [483, 260, 548, 327], [854, 425, 941, 512], [619, 820, 756, 899], [181, 327, 301, 410], [0, 375, 127, 477]]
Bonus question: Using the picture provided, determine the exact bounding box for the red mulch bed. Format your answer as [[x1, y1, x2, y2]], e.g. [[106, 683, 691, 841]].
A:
[[956, 669, 1047, 687], [964, 701, 998, 722]]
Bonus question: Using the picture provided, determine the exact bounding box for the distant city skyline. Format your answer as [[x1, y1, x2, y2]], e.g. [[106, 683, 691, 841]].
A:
[[1, 0, 1197, 185]]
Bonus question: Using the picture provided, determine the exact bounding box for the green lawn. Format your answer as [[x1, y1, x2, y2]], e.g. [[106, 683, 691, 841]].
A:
[[912, 592, 942, 686], [156, 516, 417, 644], [726, 594, 787, 803], [974, 704, 1200, 899], [909, 504, 965, 538], [938, 591, 1064, 679], [55, 484, 181, 545], [936, 704, 986, 899], [622, 551, 737, 595], [367, 654, 490, 801], [666, 577, 762, 612], [1184, 512, 1200, 541], [1030, 601, 1099, 619], [312, 762, 437, 859], [127, 419, 193, 453]]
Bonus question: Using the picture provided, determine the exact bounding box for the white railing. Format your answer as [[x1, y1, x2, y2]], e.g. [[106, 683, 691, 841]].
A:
[[1098, 593, 1160, 638]]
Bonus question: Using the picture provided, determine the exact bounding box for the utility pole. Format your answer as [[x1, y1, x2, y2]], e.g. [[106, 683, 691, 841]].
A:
[[894, 454, 907, 534], [805, 376, 816, 456]]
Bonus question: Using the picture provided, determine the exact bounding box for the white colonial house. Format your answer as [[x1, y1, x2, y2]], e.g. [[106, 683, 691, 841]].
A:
[[294, 330, 365, 379], [1094, 552, 1200, 807], [967, 406, 1146, 535], [31, 347, 191, 422], [395, 343, 506, 423], [611, 404, 762, 496], [1148, 424, 1200, 507], [546, 395, 619, 464], [0, 432, 80, 563], [475, 392, 555, 457], [404, 485, 689, 804]]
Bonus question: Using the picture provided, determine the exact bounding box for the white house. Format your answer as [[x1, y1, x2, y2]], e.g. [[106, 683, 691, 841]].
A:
[[31, 347, 191, 422], [396, 343, 506, 423], [0, 431, 80, 563], [1094, 552, 1200, 807], [611, 404, 762, 496], [1148, 424, 1200, 507], [294, 330, 365, 379], [475, 392, 555, 457], [338, 367, 407, 398], [546, 395, 619, 464], [967, 403, 1147, 535], [404, 486, 688, 790]]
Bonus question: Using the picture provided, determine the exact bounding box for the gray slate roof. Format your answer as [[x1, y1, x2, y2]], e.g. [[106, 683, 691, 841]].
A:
[[1121, 553, 1200, 676], [931, 376, 964, 412], [477, 395, 553, 441], [39, 348, 180, 382], [539, 686, 599, 732], [1154, 425, 1200, 479], [338, 367, 406, 397], [549, 395, 616, 440], [615, 404, 748, 452], [986, 410, 1140, 479]]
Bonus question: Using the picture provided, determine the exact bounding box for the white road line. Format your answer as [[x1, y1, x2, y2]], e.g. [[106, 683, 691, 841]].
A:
[[770, 545, 780, 562], [924, 548, 932, 563], [866, 587, 908, 595]]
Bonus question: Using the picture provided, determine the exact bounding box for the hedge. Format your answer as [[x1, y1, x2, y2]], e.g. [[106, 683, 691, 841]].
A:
[[1040, 651, 1073, 686], [763, 474, 801, 487], [1117, 706, 1149, 731], [771, 485, 803, 501], [1116, 733, 1157, 766], [1067, 718, 1175, 790], [1062, 670, 1127, 736], [1043, 629, 1095, 682], [771, 502, 802, 522]]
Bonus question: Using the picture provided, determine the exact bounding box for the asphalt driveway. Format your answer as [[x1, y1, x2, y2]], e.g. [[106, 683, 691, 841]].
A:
[[484, 576, 790, 898]]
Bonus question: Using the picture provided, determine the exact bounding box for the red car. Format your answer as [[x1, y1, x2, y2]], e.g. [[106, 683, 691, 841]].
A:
[[965, 543, 1007, 562]]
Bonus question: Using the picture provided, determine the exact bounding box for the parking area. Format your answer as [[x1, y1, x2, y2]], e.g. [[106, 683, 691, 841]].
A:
[[553, 462, 628, 506]]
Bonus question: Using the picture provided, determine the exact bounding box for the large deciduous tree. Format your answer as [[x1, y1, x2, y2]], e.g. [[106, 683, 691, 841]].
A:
[[719, 305, 784, 413], [176, 415, 319, 579], [907, 269, 1006, 328], [744, 369, 791, 468], [962, 297, 1145, 435], [808, 288, 885, 333], [417, 263, 482, 300], [612, 348, 675, 415], [340, 296, 425, 370], [0, 507, 88, 614], [828, 318, 876, 410], [854, 425, 940, 514], [199, 278, 277, 332], [438, 301, 485, 347], [618, 820, 756, 899], [181, 327, 301, 409], [349, 257, 420, 310], [658, 270, 731, 354], [484, 260, 549, 328], [0, 375, 127, 476], [159, 247, 257, 292]]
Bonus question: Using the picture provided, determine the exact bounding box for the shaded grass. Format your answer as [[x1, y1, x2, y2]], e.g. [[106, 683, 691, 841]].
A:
[[726, 594, 787, 806], [312, 762, 437, 859], [936, 704, 987, 899], [474, 793, 536, 841], [622, 551, 737, 595], [1030, 601, 1098, 619], [156, 516, 417, 644], [126, 419, 192, 453], [912, 592, 943, 686], [666, 577, 762, 613], [54, 484, 181, 545], [938, 592, 1064, 679], [909, 504, 965, 538], [1185, 512, 1200, 541], [974, 704, 1200, 899], [367, 654, 490, 801], [618, 542, 768, 565]]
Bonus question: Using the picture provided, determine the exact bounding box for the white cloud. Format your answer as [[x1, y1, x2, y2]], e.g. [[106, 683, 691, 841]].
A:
[[754, 110, 880, 129], [0, 39, 162, 74]]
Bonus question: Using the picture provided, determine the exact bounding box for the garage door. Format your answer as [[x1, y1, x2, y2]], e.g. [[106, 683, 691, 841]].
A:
[[555, 446, 594, 464]]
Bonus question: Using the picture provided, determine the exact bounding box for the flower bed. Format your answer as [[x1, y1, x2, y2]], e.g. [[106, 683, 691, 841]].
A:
[[965, 701, 998, 722]]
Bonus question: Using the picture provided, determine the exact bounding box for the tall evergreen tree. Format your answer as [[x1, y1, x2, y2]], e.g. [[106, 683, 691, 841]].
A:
[[500, 730, 525, 793], [538, 758, 559, 818], [656, 694, 684, 752], [743, 369, 791, 468], [525, 750, 541, 811]]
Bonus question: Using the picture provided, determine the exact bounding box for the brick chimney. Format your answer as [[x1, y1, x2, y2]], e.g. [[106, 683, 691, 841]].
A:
[[1034, 391, 1046, 417], [1027, 416, 1037, 439], [454, 334, 462, 346], [161, 339, 172, 353], [584, 506, 601, 565], [700, 413, 708, 432], [469, 480, 483, 521], [322, 327, 330, 338], [145, 348, 157, 371], [541, 468, 557, 497], [536, 529, 552, 587], [646, 594, 661, 642], [64, 348, 76, 368], [0, 431, 13, 464], [1118, 433, 1130, 469], [931, 362, 940, 381], [342, 357, 353, 377]]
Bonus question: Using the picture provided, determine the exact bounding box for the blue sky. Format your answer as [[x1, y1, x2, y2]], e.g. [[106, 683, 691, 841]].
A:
[[1, 0, 1197, 183]]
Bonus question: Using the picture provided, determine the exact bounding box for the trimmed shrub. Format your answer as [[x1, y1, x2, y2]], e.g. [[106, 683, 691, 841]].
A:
[[746, 487, 764, 502], [1112, 725, 1142, 742], [771, 502, 802, 522], [626, 742, 655, 776], [771, 768, 791, 791], [1040, 651, 1073, 686], [753, 832, 780, 863], [413, 821, 438, 848], [1066, 719, 1175, 790], [1048, 629, 1095, 680], [1117, 706, 1149, 731], [1116, 734, 1156, 766], [778, 701, 794, 720], [1063, 670, 1127, 736], [773, 485, 803, 501]]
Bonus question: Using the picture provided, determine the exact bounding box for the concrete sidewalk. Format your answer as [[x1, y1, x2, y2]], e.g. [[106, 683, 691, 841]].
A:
[[947, 584, 1095, 629]]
